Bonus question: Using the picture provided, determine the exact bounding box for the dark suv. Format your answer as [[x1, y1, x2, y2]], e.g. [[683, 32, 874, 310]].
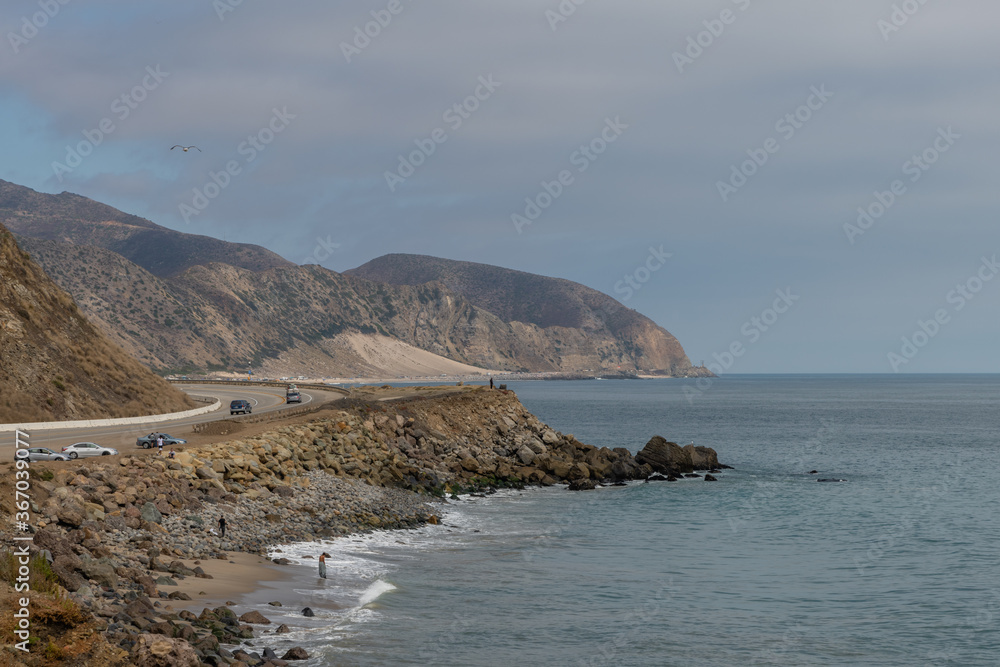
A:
[[230, 399, 252, 415]]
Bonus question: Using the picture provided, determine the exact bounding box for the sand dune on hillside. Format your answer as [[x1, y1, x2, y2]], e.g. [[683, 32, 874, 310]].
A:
[[336, 332, 490, 377], [258, 332, 492, 379]]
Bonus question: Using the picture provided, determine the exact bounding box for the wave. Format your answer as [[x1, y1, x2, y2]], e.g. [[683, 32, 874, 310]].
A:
[[359, 579, 397, 607]]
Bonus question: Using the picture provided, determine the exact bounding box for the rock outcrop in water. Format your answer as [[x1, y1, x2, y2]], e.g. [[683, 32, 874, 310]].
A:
[[635, 436, 721, 477], [0, 387, 724, 665]]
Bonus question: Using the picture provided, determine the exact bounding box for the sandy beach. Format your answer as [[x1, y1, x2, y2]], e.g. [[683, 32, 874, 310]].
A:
[[164, 552, 296, 612]]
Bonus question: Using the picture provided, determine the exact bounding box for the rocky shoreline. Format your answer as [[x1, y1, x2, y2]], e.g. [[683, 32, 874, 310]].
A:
[[1, 386, 725, 666]]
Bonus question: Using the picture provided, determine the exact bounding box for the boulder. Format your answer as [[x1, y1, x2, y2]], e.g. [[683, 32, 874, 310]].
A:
[[78, 556, 118, 588], [635, 436, 692, 474], [131, 634, 200, 667], [51, 554, 85, 591], [516, 445, 536, 465], [239, 610, 271, 624], [683, 444, 720, 470], [567, 479, 597, 491], [140, 502, 163, 524], [282, 647, 310, 660]]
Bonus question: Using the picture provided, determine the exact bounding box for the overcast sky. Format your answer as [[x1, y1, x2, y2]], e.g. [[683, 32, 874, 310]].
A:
[[1, 1, 997, 373]]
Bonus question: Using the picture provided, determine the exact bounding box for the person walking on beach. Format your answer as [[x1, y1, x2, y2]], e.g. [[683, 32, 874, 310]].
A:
[[156, 434, 164, 455], [319, 552, 330, 579], [218, 516, 227, 538]]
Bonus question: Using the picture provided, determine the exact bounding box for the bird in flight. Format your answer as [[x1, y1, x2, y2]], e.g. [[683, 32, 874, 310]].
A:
[[171, 145, 201, 152]]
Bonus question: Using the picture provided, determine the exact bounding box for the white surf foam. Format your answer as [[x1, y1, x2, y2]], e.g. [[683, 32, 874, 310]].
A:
[[359, 579, 397, 606]]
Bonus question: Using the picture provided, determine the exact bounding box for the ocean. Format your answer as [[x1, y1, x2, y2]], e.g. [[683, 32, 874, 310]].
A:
[[258, 376, 1000, 666]]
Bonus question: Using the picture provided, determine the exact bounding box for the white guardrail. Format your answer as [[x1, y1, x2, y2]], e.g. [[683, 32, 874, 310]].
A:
[[0, 399, 222, 433]]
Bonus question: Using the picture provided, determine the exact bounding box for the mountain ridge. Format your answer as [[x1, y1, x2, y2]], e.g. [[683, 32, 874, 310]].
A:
[[4, 179, 709, 378], [0, 179, 292, 277]]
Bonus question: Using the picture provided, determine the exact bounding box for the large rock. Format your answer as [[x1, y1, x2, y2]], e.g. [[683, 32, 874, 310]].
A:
[[131, 634, 200, 667], [238, 610, 271, 624], [140, 502, 162, 524], [282, 647, 310, 660], [78, 555, 118, 588], [683, 444, 719, 470], [635, 436, 692, 474], [516, 445, 536, 465]]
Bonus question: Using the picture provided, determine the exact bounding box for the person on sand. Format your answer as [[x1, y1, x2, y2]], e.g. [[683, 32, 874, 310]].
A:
[[218, 516, 227, 538], [319, 552, 330, 579]]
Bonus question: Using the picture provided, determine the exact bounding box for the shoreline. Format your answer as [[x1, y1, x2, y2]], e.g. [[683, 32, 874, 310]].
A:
[[3, 385, 723, 665]]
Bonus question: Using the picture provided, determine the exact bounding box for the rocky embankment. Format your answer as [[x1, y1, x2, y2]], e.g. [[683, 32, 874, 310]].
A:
[[1, 387, 724, 666]]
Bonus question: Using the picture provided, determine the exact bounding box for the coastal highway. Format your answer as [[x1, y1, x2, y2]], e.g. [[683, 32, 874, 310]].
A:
[[4, 383, 347, 461]]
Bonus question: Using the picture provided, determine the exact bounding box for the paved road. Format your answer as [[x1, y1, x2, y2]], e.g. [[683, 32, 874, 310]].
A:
[[5, 383, 343, 460]]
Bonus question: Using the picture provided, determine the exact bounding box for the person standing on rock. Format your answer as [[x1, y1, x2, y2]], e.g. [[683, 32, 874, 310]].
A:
[[489, 377, 494, 389], [319, 552, 329, 579], [219, 515, 227, 538], [156, 434, 164, 455]]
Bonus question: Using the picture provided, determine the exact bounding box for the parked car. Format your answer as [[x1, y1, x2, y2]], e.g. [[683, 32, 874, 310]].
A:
[[61, 442, 118, 459], [135, 433, 187, 449], [286, 390, 301, 404], [230, 399, 252, 415], [17, 447, 69, 462]]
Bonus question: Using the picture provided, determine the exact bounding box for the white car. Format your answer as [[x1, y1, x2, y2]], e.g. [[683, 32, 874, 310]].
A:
[[18, 447, 69, 462], [61, 442, 118, 459]]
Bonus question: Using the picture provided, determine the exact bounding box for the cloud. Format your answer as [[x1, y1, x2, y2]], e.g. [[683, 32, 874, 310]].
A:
[[1, 1, 999, 371]]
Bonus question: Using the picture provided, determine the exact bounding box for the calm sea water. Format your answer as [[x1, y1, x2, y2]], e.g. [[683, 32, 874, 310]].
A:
[[263, 376, 1000, 666]]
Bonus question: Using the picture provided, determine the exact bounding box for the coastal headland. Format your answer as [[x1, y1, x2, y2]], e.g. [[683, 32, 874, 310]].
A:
[[0, 386, 723, 666]]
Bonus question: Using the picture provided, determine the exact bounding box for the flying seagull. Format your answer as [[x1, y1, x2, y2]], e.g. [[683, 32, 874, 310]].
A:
[[171, 145, 201, 152]]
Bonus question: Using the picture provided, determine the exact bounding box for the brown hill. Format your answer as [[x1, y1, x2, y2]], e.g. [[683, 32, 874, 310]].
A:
[[18, 236, 706, 377], [0, 179, 292, 277], [4, 181, 707, 377], [0, 224, 195, 423], [348, 254, 700, 374]]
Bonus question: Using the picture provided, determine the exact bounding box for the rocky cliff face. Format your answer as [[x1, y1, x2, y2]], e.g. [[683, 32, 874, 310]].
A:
[[0, 224, 194, 422], [349, 253, 702, 374]]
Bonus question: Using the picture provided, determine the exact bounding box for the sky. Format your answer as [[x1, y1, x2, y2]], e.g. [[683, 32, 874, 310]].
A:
[[1, 1, 997, 374]]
